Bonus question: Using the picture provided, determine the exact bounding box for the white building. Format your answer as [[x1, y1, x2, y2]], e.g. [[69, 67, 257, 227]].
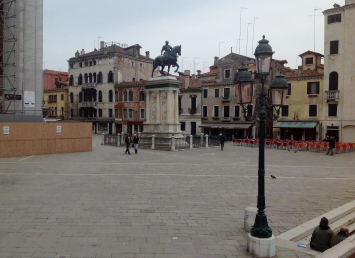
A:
[[1, 0, 43, 117], [323, 0, 355, 142]]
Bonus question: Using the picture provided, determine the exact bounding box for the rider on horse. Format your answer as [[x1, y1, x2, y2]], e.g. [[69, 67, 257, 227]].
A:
[[161, 41, 173, 63]]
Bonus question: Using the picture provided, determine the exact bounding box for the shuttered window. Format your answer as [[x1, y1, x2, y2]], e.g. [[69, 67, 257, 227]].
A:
[[330, 40, 339, 55], [328, 14, 341, 24], [307, 82, 320, 94], [309, 105, 317, 117]]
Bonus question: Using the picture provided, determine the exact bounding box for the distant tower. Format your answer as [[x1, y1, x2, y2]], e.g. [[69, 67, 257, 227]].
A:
[[0, 0, 43, 116]]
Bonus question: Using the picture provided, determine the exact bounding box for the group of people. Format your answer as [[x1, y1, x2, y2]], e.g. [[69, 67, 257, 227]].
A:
[[124, 133, 139, 155], [310, 217, 350, 252]]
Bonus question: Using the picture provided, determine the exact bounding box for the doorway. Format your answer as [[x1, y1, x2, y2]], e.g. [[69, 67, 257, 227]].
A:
[[191, 122, 196, 135]]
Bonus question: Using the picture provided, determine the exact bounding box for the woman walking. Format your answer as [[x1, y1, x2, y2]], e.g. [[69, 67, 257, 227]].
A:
[[133, 134, 139, 154]]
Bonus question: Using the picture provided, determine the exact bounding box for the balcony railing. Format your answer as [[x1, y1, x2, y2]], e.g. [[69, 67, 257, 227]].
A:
[[222, 97, 231, 102], [48, 99, 57, 103], [325, 90, 339, 101], [82, 82, 97, 90], [188, 108, 197, 114], [222, 117, 231, 122], [80, 101, 97, 108]]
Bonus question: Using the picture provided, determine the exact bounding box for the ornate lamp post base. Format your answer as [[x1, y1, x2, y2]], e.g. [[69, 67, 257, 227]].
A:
[[251, 213, 273, 238], [247, 233, 276, 258]]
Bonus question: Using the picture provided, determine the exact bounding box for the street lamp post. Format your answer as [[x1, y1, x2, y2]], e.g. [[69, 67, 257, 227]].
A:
[[234, 35, 288, 257]]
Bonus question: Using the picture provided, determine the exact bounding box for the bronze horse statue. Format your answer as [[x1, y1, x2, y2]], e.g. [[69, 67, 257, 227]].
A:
[[151, 45, 181, 77]]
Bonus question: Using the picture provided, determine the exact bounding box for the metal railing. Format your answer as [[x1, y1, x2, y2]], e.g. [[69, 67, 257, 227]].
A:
[[325, 90, 339, 100], [208, 136, 219, 147], [80, 101, 97, 108], [82, 82, 97, 90], [192, 135, 203, 148]]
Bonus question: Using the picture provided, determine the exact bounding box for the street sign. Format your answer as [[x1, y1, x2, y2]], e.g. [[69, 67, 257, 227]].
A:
[[56, 125, 62, 135], [5, 94, 21, 100], [3, 126, 9, 137]]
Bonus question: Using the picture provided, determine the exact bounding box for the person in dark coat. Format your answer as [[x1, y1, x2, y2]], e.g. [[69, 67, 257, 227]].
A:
[[310, 217, 334, 252], [218, 133, 227, 151], [325, 136, 336, 156], [125, 133, 132, 155], [330, 227, 349, 247], [133, 134, 139, 154]]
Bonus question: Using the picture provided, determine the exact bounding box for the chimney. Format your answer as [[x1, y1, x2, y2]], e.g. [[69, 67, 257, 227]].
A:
[[184, 70, 190, 89], [81, 49, 85, 55], [214, 56, 219, 65], [75, 50, 80, 57], [298, 65, 303, 77], [145, 51, 150, 58], [197, 70, 201, 76], [333, 3, 340, 8], [100, 41, 105, 49]]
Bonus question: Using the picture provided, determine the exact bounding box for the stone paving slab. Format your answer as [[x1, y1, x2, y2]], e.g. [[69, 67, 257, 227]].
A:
[[0, 135, 354, 257]]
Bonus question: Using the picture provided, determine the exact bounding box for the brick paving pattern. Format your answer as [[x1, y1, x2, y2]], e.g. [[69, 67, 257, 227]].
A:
[[0, 135, 354, 258]]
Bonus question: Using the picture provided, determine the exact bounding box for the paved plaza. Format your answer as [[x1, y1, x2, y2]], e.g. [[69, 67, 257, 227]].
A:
[[1, 135, 355, 258]]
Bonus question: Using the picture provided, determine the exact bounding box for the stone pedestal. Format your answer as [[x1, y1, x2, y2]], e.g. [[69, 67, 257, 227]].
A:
[[244, 207, 258, 232], [247, 233, 275, 258], [141, 76, 184, 138]]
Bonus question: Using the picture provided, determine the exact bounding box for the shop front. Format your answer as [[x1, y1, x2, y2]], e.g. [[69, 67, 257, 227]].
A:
[[274, 121, 319, 141], [200, 123, 254, 139]]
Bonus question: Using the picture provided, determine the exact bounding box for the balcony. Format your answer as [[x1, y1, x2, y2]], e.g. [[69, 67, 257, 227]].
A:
[[188, 108, 197, 114], [325, 90, 339, 101], [48, 99, 57, 103], [222, 97, 231, 102], [222, 117, 231, 122], [82, 82, 97, 90], [80, 101, 97, 108]]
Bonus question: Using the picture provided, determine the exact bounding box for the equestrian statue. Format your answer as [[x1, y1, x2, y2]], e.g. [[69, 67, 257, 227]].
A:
[[151, 41, 181, 77]]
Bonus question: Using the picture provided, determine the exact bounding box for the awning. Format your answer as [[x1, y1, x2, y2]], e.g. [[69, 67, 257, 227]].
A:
[[274, 122, 317, 128], [199, 123, 252, 129]]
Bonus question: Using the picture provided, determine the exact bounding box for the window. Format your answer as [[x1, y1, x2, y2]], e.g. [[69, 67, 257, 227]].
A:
[[191, 96, 197, 110], [69, 75, 74, 86], [98, 91, 102, 102], [89, 73, 92, 83], [329, 72, 338, 91], [132, 78, 135, 82], [115, 109, 118, 117], [281, 105, 289, 117], [224, 69, 230, 79], [109, 90, 113, 102], [84, 73, 88, 83], [247, 104, 253, 117], [79, 92, 82, 103], [107, 71, 114, 83], [178, 96, 182, 112], [123, 109, 127, 118], [97, 72, 103, 83], [123, 91, 127, 101], [202, 106, 208, 117], [140, 63, 143, 69], [78, 74, 83, 85], [55, 78, 58, 82], [305, 57, 313, 65], [330, 40, 339, 55], [93, 60, 96, 65], [98, 109, 102, 117], [223, 88, 230, 98], [287, 83, 291, 96], [328, 14, 341, 24], [328, 104, 337, 117], [115, 92, 118, 102], [128, 109, 133, 118], [70, 63, 73, 69], [128, 91, 133, 101], [139, 91, 145, 101], [84, 61, 88, 67], [309, 105, 317, 117], [181, 122, 186, 131], [214, 89, 219, 98], [108, 109, 113, 117], [61, 94, 64, 101], [140, 109, 145, 119], [214, 106, 219, 117], [79, 109, 82, 117], [131, 61, 134, 67], [89, 61, 92, 66], [70, 93, 73, 103], [70, 109, 73, 117], [79, 62, 82, 67], [93, 73, 96, 83], [203, 89, 208, 98], [234, 105, 240, 117], [223, 105, 230, 117], [307, 82, 320, 95]]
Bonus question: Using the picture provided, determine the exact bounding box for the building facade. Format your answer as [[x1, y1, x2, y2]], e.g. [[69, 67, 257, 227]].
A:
[[68, 42, 157, 134], [275, 51, 324, 141], [322, 1, 355, 142]]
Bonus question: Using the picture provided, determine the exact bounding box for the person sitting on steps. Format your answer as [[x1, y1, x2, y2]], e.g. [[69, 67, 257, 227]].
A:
[[310, 217, 334, 252]]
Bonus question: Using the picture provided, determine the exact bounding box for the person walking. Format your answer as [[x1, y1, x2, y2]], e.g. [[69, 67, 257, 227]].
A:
[[133, 134, 139, 154], [325, 136, 335, 156], [218, 133, 227, 151], [125, 133, 132, 155]]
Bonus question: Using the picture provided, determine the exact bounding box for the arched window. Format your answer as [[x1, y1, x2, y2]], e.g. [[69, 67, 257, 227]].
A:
[[108, 71, 114, 83], [109, 90, 113, 102], [89, 91, 92, 101], [93, 73, 96, 83], [98, 91, 102, 102], [93, 90, 97, 101], [329, 71, 338, 91], [84, 91, 88, 102], [78, 74, 83, 85], [84, 73, 88, 83], [89, 73, 92, 83], [69, 75, 74, 86], [97, 72, 103, 83], [79, 92, 82, 103], [70, 92, 73, 103]]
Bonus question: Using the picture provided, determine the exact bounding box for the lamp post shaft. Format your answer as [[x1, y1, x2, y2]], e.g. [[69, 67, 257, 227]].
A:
[[250, 76, 272, 238]]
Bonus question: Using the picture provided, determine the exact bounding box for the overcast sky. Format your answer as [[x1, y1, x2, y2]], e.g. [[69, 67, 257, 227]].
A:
[[43, 0, 344, 75]]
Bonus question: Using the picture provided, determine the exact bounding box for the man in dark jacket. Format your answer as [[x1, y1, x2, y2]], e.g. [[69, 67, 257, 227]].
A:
[[125, 133, 132, 155], [325, 136, 336, 156], [310, 217, 335, 252], [330, 226, 349, 247], [218, 133, 227, 151]]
